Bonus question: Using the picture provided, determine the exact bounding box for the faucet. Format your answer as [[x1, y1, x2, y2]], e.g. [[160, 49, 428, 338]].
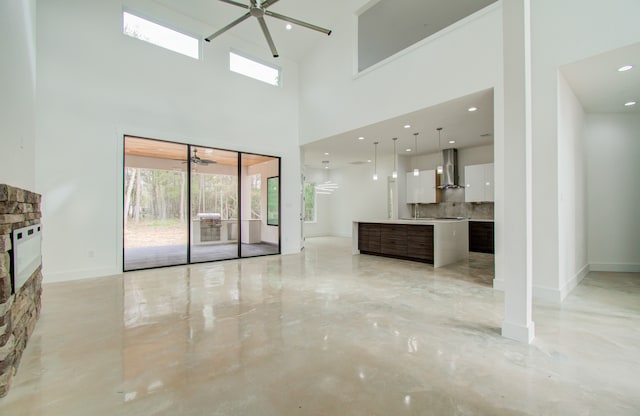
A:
[[414, 203, 419, 219]]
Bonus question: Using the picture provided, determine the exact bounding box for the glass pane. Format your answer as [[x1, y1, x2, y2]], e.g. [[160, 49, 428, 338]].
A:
[[190, 146, 239, 262], [303, 183, 316, 222], [123, 11, 199, 59], [240, 153, 280, 258], [124, 136, 188, 270], [229, 51, 280, 86]]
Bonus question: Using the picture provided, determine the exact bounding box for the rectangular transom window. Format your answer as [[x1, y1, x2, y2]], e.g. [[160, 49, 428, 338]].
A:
[[123, 11, 199, 60], [229, 51, 280, 86]]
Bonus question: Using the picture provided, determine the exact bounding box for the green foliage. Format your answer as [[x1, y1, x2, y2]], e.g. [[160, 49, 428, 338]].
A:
[[304, 182, 316, 222]]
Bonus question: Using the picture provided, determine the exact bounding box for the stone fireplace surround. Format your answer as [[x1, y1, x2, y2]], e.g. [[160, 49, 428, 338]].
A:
[[0, 184, 42, 398]]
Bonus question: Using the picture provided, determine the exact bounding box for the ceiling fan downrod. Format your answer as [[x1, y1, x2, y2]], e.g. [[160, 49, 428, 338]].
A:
[[205, 0, 332, 58]]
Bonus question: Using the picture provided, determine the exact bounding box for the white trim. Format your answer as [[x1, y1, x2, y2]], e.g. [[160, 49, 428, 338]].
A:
[[501, 320, 535, 344], [353, 2, 501, 78], [589, 263, 640, 273], [559, 264, 589, 300], [533, 285, 562, 303], [532, 263, 589, 303], [492, 278, 504, 291], [44, 267, 121, 283]]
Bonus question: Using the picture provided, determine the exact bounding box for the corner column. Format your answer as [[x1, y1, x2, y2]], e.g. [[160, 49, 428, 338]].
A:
[[501, 0, 535, 343]]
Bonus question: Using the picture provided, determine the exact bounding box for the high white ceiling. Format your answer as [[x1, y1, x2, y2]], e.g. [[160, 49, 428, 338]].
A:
[[153, 0, 342, 61], [147, 1, 638, 172], [302, 89, 495, 170], [561, 42, 640, 113]]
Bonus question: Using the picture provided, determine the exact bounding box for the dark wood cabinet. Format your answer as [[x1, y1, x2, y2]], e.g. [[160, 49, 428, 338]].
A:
[[358, 223, 434, 264], [407, 225, 434, 262], [468, 221, 494, 253], [358, 223, 381, 253], [380, 224, 408, 257]]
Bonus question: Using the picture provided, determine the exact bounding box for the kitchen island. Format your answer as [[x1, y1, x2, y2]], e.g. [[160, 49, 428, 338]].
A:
[[352, 219, 469, 268]]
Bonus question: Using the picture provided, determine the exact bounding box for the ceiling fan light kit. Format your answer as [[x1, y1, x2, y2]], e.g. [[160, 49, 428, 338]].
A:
[[205, 0, 332, 58], [186, 148, 216, 165]]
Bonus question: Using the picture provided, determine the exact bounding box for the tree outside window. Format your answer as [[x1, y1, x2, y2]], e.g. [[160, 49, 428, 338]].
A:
[[303, 182, 316, 222]]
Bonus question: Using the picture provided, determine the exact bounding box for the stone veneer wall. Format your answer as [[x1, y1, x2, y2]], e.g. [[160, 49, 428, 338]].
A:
[[0, 184, 43, 398]]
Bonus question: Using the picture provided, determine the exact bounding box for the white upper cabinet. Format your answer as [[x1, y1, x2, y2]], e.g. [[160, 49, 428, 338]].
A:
[[406, 170, 439, 204], [464, 163, 494, 202]]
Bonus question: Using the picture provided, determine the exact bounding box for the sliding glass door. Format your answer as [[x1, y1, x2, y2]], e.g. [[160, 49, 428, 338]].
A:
[[189, 146, 240, 263], [240, 153, 280, 258], [124, 137, 189, 271], [124, 136, 280, 271]]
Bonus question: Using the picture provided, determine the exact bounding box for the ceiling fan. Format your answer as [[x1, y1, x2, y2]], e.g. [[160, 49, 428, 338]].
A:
[[185, 148, 216, 165], [205, 0, 332, 58]]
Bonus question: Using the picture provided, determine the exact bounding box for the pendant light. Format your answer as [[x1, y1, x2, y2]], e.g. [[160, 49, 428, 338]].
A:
[[392, 137, 398, 179], [413, 132, 419, 176], [373, 141, 379, 181], [436, 127, 444, 175]]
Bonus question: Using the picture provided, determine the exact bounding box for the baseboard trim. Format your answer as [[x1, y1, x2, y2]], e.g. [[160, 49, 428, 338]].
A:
[[559, 264, 589, 300], [589, 263, 640, 273], [492, 278, 504, 291], [502, 320, 535, 343], [44, 267, 120, 283]]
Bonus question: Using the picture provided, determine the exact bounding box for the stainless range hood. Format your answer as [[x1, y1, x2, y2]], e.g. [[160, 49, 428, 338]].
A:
[[440, 148, 462, 189]]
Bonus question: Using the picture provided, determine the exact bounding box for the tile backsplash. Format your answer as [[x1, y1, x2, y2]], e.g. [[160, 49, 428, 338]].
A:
[[416, 201, 494, 220]]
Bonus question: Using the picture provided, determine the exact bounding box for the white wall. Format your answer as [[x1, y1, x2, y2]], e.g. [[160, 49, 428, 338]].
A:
[[298, 2, 503, 239], [530, 0, 640, 299], [328, 155, 394, 237], [36, 0, 301, 282], [0, 0, 37, 191], [299, 3, 503, 145], [555, 73, 588, 301], [586, 113, 640, 272]]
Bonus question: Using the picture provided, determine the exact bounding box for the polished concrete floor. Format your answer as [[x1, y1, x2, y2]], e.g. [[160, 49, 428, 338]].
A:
[[2, 237, 639, 415]]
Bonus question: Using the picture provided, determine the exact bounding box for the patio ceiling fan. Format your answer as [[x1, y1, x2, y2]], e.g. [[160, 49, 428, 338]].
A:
[[204, 0, 332, 58], [184, 148, 216, 165]]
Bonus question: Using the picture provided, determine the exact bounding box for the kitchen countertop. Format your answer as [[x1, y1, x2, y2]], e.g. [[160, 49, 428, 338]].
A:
[[352, 218, 469, 268], [356, 218, 468, 225]]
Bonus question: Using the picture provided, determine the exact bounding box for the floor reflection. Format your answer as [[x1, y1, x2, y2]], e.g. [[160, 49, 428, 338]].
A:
[[3, 238, 639, 416], [122, 259, 285, 403]]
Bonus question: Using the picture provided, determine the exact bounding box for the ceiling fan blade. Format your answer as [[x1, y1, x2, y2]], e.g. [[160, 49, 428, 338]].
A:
[[260, 0, 281, 7], [218, 0, 250, 9], [257, 16, 279, 57], [205, 12, 251, 42], [264, 10, 331, 35]]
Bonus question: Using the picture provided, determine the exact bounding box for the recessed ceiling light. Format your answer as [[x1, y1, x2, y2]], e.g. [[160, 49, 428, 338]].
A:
[[449, 140, 455, 144], [285, 23, 293, 30], [468, 107, 478, 112], [358, 136, 365, 140], [625, 100, 637, 106], [406, 148, 412, 152], [404, 124, 411, 129], [324, 165, 328, 169], [618, 65, 633, 72], [324, 152, 329, 155], [367, 159, 372, 163]]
